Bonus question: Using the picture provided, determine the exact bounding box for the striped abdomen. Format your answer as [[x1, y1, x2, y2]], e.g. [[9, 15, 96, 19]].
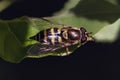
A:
[[32, 28, 63, 45]]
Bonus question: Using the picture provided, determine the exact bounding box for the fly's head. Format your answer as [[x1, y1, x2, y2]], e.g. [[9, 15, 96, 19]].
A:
[[80, 27, 94, 44]]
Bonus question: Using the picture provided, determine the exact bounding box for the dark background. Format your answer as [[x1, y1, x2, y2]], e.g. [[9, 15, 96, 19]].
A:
[[0, 0, 120, 80]]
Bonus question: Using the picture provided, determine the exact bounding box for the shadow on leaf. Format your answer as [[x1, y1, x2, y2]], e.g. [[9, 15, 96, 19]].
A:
[[70, 0, 120, 23]]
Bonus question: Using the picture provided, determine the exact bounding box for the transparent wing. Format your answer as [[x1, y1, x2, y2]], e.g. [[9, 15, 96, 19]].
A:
[[27, 43, 65, 56]]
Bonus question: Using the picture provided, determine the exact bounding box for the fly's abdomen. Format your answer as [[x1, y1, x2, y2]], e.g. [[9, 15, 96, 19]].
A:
[[31, 27, 62, 45]]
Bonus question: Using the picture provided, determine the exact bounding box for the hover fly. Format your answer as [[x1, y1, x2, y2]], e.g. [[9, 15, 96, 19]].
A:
[[27, 23, 94, 56]]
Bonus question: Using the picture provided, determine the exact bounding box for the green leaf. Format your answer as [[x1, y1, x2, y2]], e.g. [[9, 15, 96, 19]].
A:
[[0, 20, 24, 63], [94, 18, 120, 43], [1, 0, 120, 63], [0, 17, 53, 63], [105, 0, 120, 5], [0, 0, 15, 12], [0, 17, 84, 63]]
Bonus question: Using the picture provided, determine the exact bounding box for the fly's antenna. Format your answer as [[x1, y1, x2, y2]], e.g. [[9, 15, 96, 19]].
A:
[[85, 32, 92, 35]]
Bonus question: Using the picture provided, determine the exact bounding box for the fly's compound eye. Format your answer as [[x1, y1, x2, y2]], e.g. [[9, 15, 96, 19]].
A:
[[81, 35, 87, 43]]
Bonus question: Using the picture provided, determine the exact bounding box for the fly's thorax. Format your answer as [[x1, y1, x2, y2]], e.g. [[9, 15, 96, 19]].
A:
[[61, 27, 81, 44]]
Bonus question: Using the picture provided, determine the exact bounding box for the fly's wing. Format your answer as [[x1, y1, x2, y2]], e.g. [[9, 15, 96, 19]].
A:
[[27, 43, 65, 56]]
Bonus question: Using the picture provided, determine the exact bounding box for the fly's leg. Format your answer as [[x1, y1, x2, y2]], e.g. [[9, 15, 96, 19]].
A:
[[63, 42, 73, 55], [65, 47, 70, 55]]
